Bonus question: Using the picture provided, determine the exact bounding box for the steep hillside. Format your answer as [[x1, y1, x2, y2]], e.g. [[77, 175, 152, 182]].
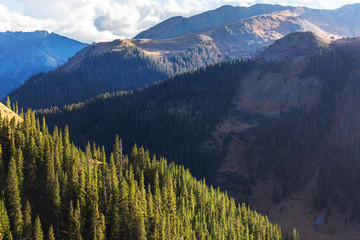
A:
[[0, 31, 87, 97], [0, 107, 289, 239], [9, 36, 222, 109], [39, 32, 360, 238], [135, 4, 292, 40]]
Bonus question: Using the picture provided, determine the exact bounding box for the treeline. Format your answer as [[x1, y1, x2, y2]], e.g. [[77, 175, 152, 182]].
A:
[[8, 42, 222, 110], [0, 109, 297, 239], [39, 59, 256, 178]]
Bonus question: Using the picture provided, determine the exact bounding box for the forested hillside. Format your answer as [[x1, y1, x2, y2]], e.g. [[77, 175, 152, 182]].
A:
[[0, 106, 295, 239], [38, 32, 360, 238], [9, 39, 221, 109], [38, 59, 256, 177]]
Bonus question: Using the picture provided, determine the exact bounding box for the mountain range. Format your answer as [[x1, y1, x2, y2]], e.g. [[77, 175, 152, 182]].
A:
[[37, 31, 360, 239], [4, 3, 360, 239], [0, 30, 87, 97], [10, 3, 360, 109]]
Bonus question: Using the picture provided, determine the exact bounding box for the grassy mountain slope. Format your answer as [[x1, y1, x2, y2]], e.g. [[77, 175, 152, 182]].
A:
[[134, 4, 292, 40], [0, 102, 22, 122]]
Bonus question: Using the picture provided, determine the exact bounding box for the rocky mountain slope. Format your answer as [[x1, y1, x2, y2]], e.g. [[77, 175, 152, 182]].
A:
[[38, 32, 360, 238], [134, 4, 292, 40], [0, 30, 87, 97], [136, 3, 360, 40]]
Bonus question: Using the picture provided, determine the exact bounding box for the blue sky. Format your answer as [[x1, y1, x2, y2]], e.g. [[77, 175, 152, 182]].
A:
[[0, 0, 359, 43]]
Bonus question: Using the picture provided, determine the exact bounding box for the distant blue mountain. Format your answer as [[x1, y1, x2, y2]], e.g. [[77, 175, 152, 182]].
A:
[[0, 30, 87, 97]]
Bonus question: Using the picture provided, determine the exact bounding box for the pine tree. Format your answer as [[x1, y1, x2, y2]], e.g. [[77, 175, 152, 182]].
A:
[[107, 153, 120, 239], [0, 200, 10, 239], [6, 157, 23, 238], [45, 139, 61, 230], [15, 149, 24, 192], [291, 228, 299, 240], [113, 135, 123, 169], [48, 225, 55, 240], [0, 221, 3, 240], [34, 215, 43, 240], [69, 200, 82, 240], [23, 201, 32, 240], [0, 144, 4, 193], [5, 97, 11, 110]]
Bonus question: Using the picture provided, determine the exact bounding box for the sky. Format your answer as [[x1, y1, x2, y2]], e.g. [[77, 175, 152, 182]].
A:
[[0, 0, 359, 43]]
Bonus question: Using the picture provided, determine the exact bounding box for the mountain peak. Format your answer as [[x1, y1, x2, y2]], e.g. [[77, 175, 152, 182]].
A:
[[255, 31, 328, 62]]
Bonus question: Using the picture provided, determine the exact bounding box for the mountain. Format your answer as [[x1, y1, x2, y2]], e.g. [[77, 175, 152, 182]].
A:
[[38, 32, 360, 238], [8, 36, 222, 109], [136, 3, 360, 40], [0, 30, 87, 97], [0, 105, 290, 239], [8, 6, 341, 110], [134, 4, 293, 40], [303, 3, 360, 37]]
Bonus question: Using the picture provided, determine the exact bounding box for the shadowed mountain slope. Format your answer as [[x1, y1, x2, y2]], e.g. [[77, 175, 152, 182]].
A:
[[0, 30, 87, 97]]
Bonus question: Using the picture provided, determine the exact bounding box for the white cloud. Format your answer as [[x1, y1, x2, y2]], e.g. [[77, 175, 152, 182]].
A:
[[0, 0, 357, 43]]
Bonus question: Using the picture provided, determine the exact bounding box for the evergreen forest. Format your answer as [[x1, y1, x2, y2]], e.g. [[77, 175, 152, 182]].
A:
[[0, 107, 297, 239]]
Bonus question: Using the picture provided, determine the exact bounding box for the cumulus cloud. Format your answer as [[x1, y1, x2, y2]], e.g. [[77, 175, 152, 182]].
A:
[[0, 0, 356, 43]]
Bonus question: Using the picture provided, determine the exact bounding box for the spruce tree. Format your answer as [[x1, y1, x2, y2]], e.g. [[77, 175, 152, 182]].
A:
[[107, 153, 120, 239], [0, 200, 10, 239], [6, 157, 23, 238], [0, 221, 3, 240], [48, 225, 55, 240], [113, 135, 123, 169], [5, 97, 10, 110], [0, 144, 4, 193], [23, 201, 32, 240], [34, 215, 43, 240], [291, 228, 299, 240]]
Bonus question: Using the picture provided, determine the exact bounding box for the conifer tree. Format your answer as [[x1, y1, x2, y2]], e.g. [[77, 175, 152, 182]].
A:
[[23, 201, 32, 240], [107, 153, 120, 239], [0, 222, 3, 240], [48, 225, 55, 240], [6, 157, 22, 238], [5, 97, 10, 110], [291, 228, 299, 240], [34, 216, 43, 240], [0, 200, 10, 239], [113, 135, 123, 169], [0, 144, 4, 194], [15, 149, 24, 192], [68, 200, 82, 240]]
